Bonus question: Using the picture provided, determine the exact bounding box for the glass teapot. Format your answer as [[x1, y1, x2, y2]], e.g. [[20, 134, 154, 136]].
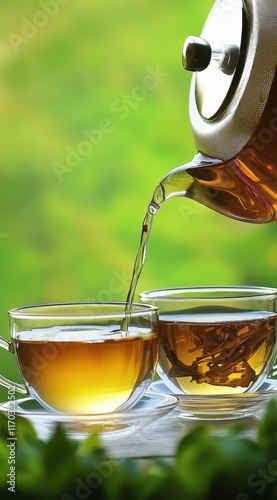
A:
[[150, 0, 277, 223]]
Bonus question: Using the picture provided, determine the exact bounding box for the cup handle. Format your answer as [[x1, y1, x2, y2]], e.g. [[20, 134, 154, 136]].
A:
[[0, 335, 28, 395]]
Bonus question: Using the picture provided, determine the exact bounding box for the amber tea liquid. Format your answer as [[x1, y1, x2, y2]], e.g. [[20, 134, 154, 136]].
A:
[[157, 308, 276, 395], [15, 327, 158, 414]]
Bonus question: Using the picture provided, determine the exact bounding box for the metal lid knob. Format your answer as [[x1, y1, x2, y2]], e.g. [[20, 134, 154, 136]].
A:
[[183, 36, 240, 76], [182, 36, 212, 72]]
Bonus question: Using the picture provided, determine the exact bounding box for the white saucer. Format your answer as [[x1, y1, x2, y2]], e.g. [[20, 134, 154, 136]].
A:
[[0, 391, 178, 440], [149, 379, 277, 420]]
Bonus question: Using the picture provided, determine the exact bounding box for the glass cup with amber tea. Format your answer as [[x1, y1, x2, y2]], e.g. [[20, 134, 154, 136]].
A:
[[140, 287, 277, 397], [0, 302, 159, 414]]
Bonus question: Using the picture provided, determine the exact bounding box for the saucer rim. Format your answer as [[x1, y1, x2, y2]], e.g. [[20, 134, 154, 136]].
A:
[[149, 379, 277, 405], [0, 390, 179, 423]]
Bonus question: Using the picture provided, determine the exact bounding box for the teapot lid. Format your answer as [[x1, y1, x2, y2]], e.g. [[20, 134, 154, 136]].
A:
[[183, 0, 277, 160]]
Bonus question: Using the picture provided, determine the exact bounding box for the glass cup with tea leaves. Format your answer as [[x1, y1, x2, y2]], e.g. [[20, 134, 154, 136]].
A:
[[0, 302, 159, 414], [140, 287, 277, 396]]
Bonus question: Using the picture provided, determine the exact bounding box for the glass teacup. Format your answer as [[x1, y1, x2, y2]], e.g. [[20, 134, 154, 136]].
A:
[[140, 286, 277, 396], [0, 302, 159, 414]]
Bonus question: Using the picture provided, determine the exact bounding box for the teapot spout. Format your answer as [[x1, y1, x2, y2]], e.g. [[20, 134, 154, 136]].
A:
[[148, 153, 222, 213], [148, 152, 276, 223]]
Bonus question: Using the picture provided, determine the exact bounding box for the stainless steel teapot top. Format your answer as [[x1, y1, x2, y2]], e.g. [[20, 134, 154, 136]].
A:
[[147, 0, 277, 224], [182, 0, 277, 161]]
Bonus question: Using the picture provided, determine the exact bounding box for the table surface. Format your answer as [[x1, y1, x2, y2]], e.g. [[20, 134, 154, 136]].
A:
[[101, 406, 261, 460], [0, 385, 272, 460]]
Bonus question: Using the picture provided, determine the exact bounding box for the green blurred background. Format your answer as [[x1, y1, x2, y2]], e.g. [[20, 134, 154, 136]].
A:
[[1, 0, 277, 401]]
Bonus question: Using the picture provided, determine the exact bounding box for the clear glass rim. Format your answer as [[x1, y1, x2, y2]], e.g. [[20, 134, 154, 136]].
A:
[[8, 302, 158, 320], [139, 286, 277, 302]]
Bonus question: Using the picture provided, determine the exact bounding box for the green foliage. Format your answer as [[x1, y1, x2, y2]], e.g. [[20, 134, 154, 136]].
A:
[[1, 400, 277, 499]]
